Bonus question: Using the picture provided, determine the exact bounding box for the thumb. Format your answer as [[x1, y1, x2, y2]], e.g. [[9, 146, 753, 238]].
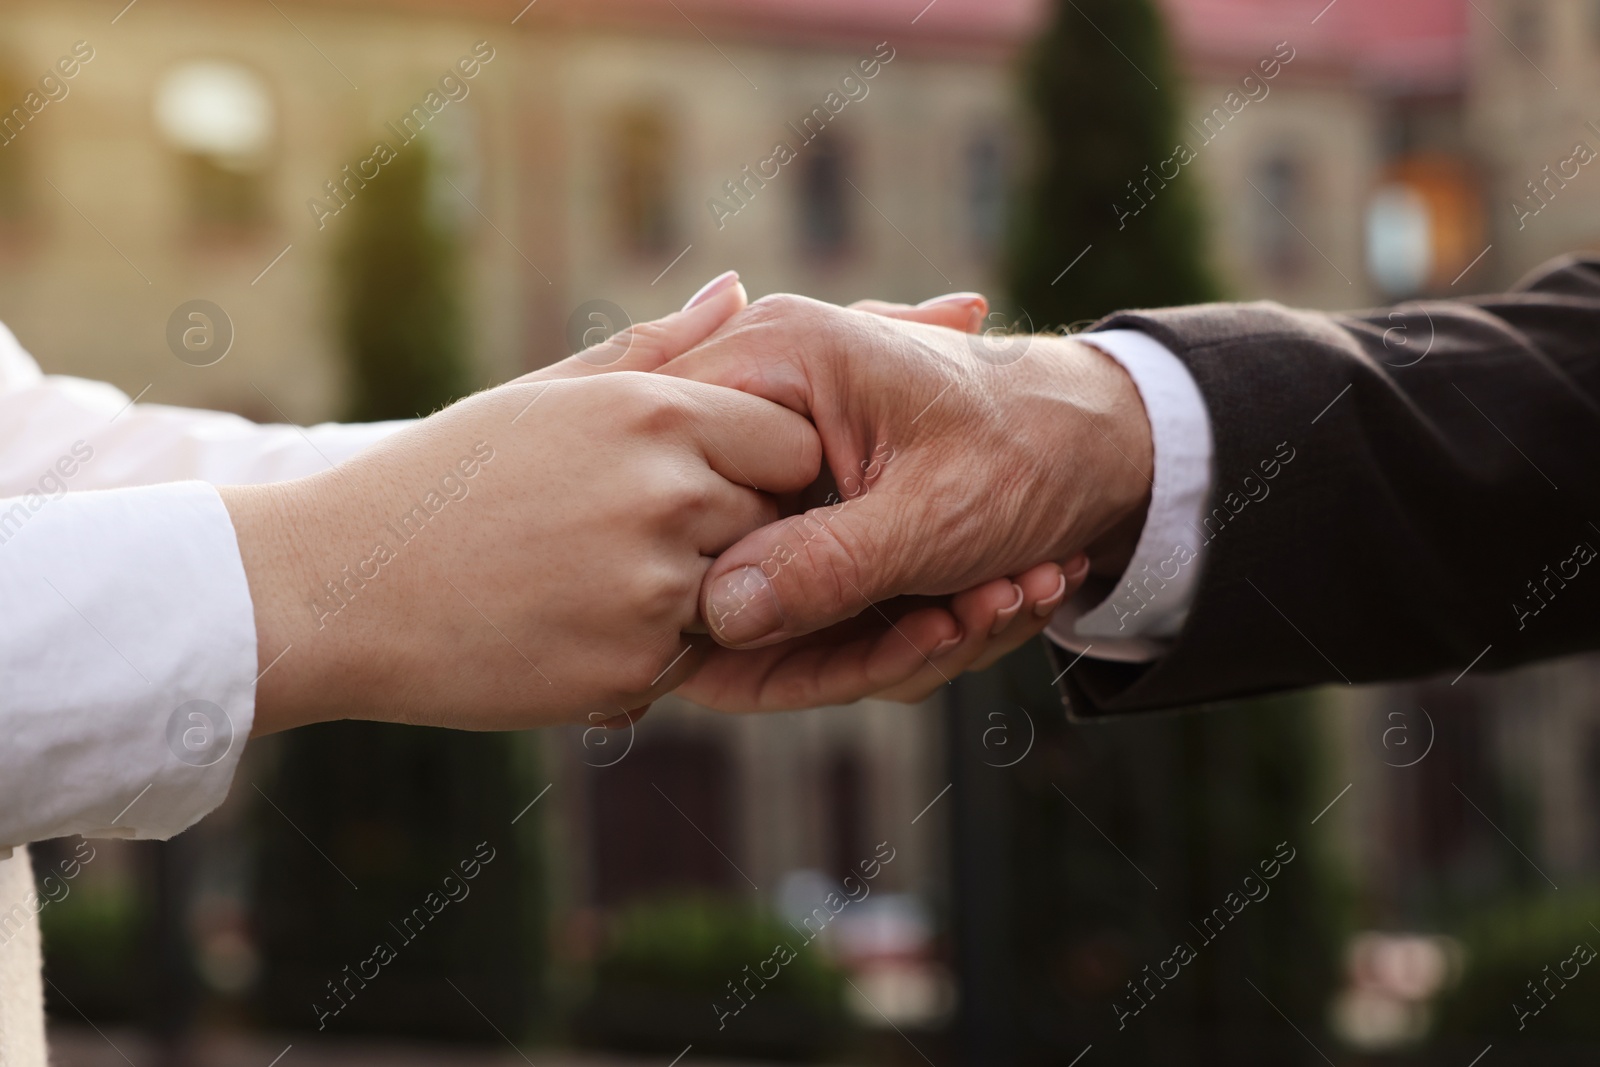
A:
[[701, 489, 904, 648]]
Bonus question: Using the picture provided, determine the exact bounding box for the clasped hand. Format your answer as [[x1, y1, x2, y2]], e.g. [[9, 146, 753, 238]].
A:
[[233, 273, 1151, 735]]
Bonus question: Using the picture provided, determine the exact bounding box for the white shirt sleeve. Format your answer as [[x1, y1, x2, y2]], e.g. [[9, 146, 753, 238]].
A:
[[1045, 329, 1215, 663], [0, 321, 409, 850], [0, 372, 408, 495], [0, 483, 258, 849]]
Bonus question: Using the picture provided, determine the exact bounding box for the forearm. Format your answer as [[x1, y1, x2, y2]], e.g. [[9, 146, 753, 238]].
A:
[[1064, 255, 1600, 715]]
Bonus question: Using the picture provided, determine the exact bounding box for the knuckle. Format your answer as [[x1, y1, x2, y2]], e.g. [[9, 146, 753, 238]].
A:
[[749, 292, 806, 320], [633, 560, 697, 619], [747, 293, 829, 337], [638, 464, 710, 520], [615, 654, 662, 698], [615, 374, 685, 435], [675, 477, 717, 516]]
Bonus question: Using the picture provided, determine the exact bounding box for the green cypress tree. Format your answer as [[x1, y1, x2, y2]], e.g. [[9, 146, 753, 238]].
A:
[[337, 144, 472, 421], [946, 1, 1345, 1062], [1006, 0, 1220, 329]]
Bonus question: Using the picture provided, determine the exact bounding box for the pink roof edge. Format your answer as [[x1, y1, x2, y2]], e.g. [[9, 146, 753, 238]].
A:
[[552, 0, 1469, 84]]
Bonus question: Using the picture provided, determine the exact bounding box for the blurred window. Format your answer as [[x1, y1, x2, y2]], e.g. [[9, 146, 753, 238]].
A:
[[798, 133, 852, 259], [610, 107, 676, 255], [1251, 153, 1307, 280], [1508, 2, 1542, 57], [154, 61, 274, 230], [967, 130, 1007, 255], [1366, 185, 1432, 297], [1367, 156, 1485, 296]]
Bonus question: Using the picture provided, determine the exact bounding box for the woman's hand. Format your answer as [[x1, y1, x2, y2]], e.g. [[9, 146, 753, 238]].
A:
[[522, 270, 751, 382], [228, 368, 820, 735]]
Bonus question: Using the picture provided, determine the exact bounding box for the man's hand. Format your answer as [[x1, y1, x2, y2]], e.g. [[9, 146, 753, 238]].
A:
[[675, 557, 1089, 713], [227, 367, 820, 735], [657, 294, 1154, 650]]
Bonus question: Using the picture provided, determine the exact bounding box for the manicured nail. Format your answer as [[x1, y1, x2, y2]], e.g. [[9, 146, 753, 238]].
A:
[[1034, 572, 1070, 617], [915, 292, 986, 333], [683, 270, 740, 312], [1065, 556, 1091, 582], [916, 291, 985, 309], [706, 566, 783, 646], [991, 584, 1025, 635], [931, 633, 963, 658]]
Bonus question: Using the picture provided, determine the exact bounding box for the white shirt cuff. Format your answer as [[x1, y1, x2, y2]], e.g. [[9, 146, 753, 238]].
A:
[[0, 482, 257, 847], [1045, 329, 1214, 664]]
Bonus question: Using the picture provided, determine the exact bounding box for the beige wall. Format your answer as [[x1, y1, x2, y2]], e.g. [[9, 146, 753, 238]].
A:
[[1468, 0, 1600, 285], [556, 31, 1015, 334], [0, 1, 1016, 423], [0, 1, 541, 418], [17, 0, 1600, 421]]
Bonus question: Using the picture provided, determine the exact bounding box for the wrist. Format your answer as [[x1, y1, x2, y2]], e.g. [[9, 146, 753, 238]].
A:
[[1027, 334, 1153, 574], [221, 479, 353, 736]]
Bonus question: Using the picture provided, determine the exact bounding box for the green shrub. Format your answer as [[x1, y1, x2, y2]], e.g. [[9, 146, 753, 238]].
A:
[[595, 895, 844, 1009], [577, 895, 851, 1059], [1434, 886, 1600, 1040]]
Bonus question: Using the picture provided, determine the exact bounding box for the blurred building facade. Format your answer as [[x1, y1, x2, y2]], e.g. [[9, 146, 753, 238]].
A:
[[8, 0, 1600, 409], [7, 0, 1595, 404], [0, 0, 1031, 419]]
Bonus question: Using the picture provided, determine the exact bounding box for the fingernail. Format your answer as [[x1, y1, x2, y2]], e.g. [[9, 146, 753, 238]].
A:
[[914, 292, 986, 333], [931, 633, 963, 657], [916, 291, 984, 309], [1065, 555, 1091, 582], [1034, 572, 1069, 617], [683, 270, 740, 312], [991, 584, 1025, 635], [706, 566, 783, 646]]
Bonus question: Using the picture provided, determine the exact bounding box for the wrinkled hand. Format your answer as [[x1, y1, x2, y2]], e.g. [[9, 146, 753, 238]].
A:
[[673, 555, 1090, 713], [657, 294, 1154, 659]]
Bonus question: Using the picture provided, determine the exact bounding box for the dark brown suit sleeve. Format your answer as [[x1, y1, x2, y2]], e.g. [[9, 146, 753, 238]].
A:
[[1056, 253, 1600, 718]]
